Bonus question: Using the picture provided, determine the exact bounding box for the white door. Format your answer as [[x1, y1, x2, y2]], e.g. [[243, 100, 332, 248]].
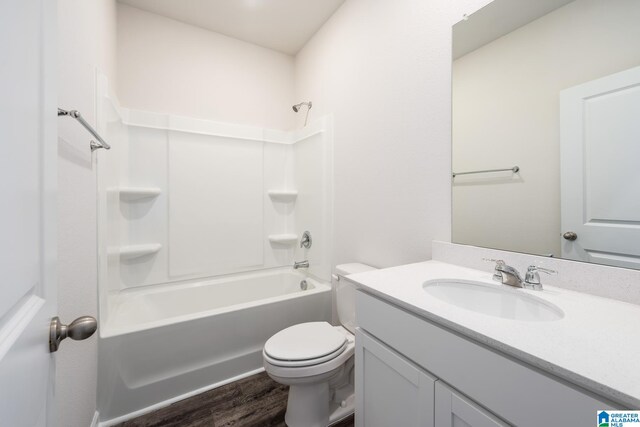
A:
[[355, 329, 436, 427], [0, 0, 58, 425], [434, 382, 507, 427], [560, 66, 640, 269]]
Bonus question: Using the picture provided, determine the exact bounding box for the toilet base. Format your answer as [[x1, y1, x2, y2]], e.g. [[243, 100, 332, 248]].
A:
[[328, 393, 355, 425], [266, 358, 355, 427], [279, 363, 355, 427], [285, 381, 330, 427], [284, 382, 355, 427]]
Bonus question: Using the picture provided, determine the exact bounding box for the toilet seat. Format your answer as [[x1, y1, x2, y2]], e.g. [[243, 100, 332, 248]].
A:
[[264, 322, 347, 365], [263, 324, 355, 379], [264, 341, 348, 367]]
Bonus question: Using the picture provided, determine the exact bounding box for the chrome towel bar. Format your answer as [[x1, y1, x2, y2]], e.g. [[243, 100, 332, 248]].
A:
[[452, 166, 519, 178], [58, 108, 111, 151]]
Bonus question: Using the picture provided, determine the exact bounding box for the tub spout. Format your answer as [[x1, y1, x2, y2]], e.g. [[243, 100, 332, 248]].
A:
[[293, 260, 309, 269]]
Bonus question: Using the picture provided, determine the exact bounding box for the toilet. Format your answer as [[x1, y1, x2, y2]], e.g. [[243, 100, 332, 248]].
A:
[[263, 263, 377, 427]]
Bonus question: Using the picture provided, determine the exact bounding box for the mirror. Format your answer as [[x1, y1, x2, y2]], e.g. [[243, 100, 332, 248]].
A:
[[452, 0, 640, 269]]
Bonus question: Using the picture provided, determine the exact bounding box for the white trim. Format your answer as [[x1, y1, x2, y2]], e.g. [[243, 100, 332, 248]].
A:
[[98, 368, 265, 427], [90, 411, 99, 427], [0, 295, 45, 360], [97, 72, 326, 147], [121, 107, 296, 144]]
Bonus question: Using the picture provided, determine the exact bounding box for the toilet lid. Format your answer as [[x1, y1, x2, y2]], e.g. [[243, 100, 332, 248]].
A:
[[264, 322, 347, 362]]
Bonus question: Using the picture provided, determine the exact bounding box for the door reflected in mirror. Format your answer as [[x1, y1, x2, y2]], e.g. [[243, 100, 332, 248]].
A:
[[452, 0, 640, 269]]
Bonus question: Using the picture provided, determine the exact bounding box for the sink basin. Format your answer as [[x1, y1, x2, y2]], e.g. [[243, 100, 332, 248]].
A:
[[423, 280, 564, 322]]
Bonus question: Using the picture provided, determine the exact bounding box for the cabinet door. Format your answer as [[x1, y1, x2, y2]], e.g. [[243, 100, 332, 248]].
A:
[[435, 382, 508, 427], [355, 329, 436, 427]]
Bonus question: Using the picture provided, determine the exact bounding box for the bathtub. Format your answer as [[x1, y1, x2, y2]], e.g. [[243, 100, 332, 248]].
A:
[[97, 268, 331, 425]]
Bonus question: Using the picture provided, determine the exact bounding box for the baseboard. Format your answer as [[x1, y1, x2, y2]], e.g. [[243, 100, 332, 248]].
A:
[[98, 367, 265, 427], [90, 411, 99, 427]]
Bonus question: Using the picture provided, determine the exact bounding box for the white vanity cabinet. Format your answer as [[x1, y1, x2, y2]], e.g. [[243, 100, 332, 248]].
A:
[[355, 290, 617, 427], [435, 382, 507, 427], [355, 329, 436, 427], [355, 328, 504, 427]]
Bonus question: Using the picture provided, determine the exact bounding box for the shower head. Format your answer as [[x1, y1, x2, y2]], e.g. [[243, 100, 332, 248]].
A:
[[292, 101, 312, 112], [292, 101, 313, 127]]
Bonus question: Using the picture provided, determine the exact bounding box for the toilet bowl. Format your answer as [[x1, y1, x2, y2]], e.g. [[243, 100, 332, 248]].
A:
[[263, 263, 377, 427]]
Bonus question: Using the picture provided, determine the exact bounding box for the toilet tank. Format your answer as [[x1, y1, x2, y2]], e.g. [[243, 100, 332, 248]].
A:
[[335, 263, 377, 333]]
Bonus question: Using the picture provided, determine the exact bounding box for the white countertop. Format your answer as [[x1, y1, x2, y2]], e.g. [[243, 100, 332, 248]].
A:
[[348, 260, 640, 408]]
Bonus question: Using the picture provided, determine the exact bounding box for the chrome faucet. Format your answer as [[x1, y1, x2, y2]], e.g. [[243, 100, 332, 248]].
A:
[[293, 260, 309, 269], [486, 259, 554, 291], [492, 260, 523, 288]]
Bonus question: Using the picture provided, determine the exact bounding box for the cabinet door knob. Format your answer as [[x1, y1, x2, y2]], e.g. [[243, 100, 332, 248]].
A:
[[563, 231, 578, 241]]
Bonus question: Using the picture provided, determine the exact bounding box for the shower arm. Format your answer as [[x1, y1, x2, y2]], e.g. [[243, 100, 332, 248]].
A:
[[292, 101, 313, 127]]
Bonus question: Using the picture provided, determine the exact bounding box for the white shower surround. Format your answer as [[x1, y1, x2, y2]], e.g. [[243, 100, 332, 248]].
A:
[[95, 76, 334, 424], [97, 81, 333, 288]]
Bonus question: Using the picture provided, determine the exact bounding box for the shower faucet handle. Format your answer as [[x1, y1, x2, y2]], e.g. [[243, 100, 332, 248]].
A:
[[300, 231, 312, 249]]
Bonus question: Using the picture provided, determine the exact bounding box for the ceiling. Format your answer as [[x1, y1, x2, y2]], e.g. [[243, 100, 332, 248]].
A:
[[118, 0, 345, 55], [453, 0, 575, 59]]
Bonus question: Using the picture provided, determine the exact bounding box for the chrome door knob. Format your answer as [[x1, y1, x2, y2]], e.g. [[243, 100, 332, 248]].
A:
[[563, 231, 578, 241], [49, 316, 97, 352]]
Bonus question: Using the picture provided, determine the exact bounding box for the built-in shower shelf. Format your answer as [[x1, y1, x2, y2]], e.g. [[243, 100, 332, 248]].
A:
[[268, 234, 298, 245], [119, 187, 161, 201], [119, 243, 162, 260], [267, 190, 298, 202]]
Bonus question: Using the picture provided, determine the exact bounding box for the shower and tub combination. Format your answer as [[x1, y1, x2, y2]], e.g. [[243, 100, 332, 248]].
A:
[[95, 76, 334, 424]]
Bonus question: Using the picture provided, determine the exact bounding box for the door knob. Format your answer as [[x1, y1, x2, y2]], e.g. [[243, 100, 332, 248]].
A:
[[49, 316, 97, 352], [563, 231, 578, 241]]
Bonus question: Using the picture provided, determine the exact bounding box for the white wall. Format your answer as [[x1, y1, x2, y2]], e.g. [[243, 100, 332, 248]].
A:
[[57, 1, 117, 426], [55, 1, 493, 424], [117, 4, 296, 130], [115, 0, 496, 271], [293, 0, 491, 268], [452, 0, 640, 257]]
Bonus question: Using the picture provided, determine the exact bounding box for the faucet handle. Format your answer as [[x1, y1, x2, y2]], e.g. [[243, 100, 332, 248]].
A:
[[483, 258, 505, 282], [523, 265, 557, 290], [483, 258, 505, 269], [528, 265, 557, 275], [300, 231, 312, 249]]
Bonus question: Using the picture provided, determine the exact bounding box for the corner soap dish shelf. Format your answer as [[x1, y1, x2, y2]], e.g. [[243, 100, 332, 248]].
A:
[[268, 234, 298, 245], [119, 187, 161, 201], [119, 244, 162, 260], [267, 190, 298, 202]]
